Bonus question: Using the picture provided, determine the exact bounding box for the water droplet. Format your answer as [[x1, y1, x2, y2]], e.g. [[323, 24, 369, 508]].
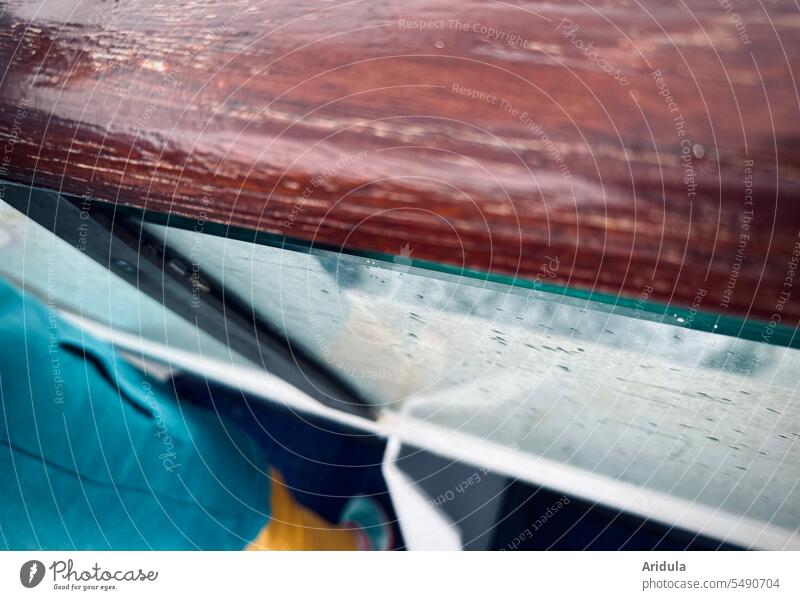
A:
[[112, 258, 137, 274]]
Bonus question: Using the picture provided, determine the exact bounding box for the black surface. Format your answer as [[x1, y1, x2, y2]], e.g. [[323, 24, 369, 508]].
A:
[[172, 374, 403, 548], [490, 480, 740, 550]]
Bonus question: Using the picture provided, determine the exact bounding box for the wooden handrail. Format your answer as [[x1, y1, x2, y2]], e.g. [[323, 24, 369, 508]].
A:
[[2, 0, 799, 328]]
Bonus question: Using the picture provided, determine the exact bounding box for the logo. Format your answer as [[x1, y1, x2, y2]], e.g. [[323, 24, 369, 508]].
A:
[[20, 560, 45, 588]]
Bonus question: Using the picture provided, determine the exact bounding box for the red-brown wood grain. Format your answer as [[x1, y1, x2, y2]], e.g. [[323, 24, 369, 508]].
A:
[[1, 0, 799, 327]]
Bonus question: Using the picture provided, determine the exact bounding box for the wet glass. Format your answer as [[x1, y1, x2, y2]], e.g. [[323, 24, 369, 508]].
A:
[[2, 189, 796, 539], [0, 199, 248, 366], [145, 221, 800, 536]]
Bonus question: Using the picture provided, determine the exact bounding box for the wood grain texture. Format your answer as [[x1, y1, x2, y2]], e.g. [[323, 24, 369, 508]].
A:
[[1, 0, 799, 328]]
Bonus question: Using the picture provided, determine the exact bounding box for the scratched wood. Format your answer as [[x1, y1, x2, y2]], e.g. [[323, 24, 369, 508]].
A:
[[1, 0, 799, 327]]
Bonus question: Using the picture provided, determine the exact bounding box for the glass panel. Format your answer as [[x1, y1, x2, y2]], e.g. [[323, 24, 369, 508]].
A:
[[0, 200, 250, 366], [145, 222, 800, 533]]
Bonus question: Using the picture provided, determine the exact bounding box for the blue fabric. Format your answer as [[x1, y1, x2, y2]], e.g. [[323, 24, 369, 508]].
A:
[[0, 278, 270, 549]]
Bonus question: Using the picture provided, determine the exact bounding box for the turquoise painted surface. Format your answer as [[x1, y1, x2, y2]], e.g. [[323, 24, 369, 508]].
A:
[[0, 277, 270, 549]]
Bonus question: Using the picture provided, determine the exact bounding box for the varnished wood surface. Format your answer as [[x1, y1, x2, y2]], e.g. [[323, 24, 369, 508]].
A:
[[1, 0, 799, 328]]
